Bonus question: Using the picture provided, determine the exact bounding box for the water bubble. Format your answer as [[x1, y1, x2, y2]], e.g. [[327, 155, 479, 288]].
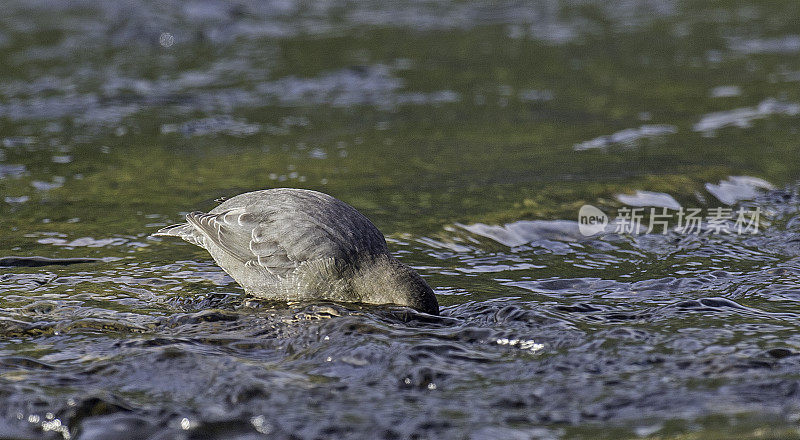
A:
[[250, 415, 273, 434], [159, 32, 175, 48]]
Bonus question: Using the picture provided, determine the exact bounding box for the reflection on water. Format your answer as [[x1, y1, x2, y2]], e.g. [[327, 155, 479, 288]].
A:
[[705, 176, 776, 205], [693, 98, 800, 135], [3, 0, 800, 438], [572, 125, 677, 151], [615, 190, 682, 210]]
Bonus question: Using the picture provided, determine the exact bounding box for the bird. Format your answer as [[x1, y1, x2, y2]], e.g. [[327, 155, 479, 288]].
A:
[[152, 188, 439, 315]]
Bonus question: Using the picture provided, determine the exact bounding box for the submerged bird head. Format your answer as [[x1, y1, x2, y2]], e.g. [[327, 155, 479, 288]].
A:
[[352, 255, 439, 315]]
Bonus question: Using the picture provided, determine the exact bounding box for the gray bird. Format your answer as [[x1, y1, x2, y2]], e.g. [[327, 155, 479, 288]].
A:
[[153, 188, 439, 315]]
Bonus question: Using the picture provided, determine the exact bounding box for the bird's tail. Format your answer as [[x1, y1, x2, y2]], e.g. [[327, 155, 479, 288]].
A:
[[152, 222, 208, 248], [152, 223, 194, 238]]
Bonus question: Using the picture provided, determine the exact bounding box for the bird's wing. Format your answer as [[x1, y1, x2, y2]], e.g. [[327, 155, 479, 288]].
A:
[[185, 204, 374, 279]]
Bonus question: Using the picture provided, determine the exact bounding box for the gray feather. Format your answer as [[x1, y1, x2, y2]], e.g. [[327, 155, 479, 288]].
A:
[[152, 188, 438, 314]]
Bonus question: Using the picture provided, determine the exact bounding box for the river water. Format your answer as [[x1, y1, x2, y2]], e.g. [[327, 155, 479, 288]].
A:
[[2, 1, 800, 438]]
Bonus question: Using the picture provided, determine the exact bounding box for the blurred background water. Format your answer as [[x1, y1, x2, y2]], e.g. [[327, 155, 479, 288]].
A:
[[2, 0, 800, 438]]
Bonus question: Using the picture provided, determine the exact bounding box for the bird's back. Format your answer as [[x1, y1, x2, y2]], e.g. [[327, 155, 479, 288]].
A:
[[211, 188, 389, 265], [154, 188, 390, 300]]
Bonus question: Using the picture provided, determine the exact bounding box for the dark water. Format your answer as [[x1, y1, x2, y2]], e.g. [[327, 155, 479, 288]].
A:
[[2, 0, 800, 438]]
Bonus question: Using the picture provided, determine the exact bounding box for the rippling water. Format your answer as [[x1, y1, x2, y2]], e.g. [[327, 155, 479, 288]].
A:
[[3, 0, 800, 438]]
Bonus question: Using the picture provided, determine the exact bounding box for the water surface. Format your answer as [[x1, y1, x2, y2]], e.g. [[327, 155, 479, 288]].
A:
[[2, 0, 800, 438]]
